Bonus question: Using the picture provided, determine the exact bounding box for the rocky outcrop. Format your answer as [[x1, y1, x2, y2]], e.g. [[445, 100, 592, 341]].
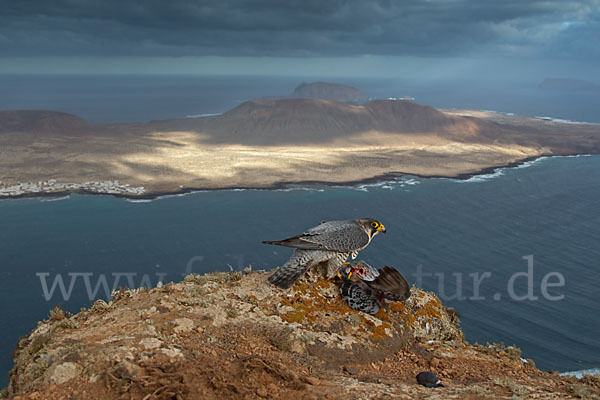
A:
[[4, 271, 599, 399]]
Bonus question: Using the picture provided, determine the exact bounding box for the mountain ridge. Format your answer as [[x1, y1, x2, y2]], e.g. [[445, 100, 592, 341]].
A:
[[147, 98, 504, 145]]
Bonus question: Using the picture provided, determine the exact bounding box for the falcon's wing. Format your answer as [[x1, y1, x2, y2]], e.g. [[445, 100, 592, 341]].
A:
[[263, 220, 370, 252], [366, 266, 411, 302]]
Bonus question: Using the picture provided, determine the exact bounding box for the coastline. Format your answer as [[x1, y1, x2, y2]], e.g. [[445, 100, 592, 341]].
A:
[[1, 152, 593, 202]]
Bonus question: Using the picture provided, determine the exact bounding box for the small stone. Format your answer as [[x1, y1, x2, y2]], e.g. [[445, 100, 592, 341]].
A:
[[498, 350, 506, 356], [45, 362, 82, 384], [160, 347, 183, 358], [115, 361, 144, 381], [343, 366, 359, 375], [140, 337, 162, 350], [196, 327, 204, 334], [256, 387, 268, 398], [267, 383, 278, 393], [303, 376, 321, 385], [173, 318, 194, 334]]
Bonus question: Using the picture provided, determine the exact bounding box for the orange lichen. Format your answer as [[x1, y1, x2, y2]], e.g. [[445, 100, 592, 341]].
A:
[[281, 311, 306, 324], [371, 322, 392, 341], [373, 307, 391, 322], [414, 299, 442, 319], [275, 278, 444, 341], [278, 278, 354, 325], [389, 302, 406, 313]]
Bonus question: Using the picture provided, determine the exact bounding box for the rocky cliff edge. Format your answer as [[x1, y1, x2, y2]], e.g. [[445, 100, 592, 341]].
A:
[[4, 271, 599, 399]]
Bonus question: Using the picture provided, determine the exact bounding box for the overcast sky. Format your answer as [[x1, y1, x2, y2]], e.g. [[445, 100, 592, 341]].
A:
[[1, 0, 598, 79]]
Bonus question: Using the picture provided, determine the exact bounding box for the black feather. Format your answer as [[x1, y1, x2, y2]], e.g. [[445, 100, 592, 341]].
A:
[[366, 266, 411, 302]]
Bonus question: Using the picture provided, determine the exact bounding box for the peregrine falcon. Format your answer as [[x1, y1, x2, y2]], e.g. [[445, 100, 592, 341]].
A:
[[263, 218, 386, 289], [338, 262, 411, 314]]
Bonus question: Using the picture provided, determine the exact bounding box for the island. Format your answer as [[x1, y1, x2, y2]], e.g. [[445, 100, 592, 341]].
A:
[[1, 98, 600, 199]]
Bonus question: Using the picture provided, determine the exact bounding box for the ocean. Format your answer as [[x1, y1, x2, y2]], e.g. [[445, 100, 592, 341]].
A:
[[1, 74, 599, 123], [0, 74, 599, 386]]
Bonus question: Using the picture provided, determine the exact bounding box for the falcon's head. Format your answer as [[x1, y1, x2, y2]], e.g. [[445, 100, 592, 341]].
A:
[[357, 218, 386, 236]]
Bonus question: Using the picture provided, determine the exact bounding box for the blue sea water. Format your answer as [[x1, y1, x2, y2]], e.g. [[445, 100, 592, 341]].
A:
[[1, 155, 599, 386], [1, 73, 600, 386], [1, 74, 599, 123]]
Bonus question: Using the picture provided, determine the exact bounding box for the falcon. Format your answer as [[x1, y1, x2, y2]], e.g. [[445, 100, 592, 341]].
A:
[[263, 218, 386, 289], [338, 262, 411, 314]]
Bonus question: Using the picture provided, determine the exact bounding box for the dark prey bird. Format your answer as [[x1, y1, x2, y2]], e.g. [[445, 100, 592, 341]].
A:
[[338, 262, 411, 314], [263, 218, 386, 289], [339, 260, 380, 281], [416, 371, 444, 388]]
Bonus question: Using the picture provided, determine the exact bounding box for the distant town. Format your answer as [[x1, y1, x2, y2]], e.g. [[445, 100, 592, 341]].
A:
[[0, 179, 145, 197]]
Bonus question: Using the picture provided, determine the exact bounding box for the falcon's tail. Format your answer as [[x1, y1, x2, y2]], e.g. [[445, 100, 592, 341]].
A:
[[267, 256, 313, 289]]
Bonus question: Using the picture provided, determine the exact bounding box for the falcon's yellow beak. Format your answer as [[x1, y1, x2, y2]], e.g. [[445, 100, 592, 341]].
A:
[[377, 224, 386, 233]]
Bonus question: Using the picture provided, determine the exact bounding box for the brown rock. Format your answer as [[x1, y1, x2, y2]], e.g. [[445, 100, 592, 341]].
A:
[[343, 366, 359, 375], [303, 376, 321, 385], [44, 362, 82, 385], [267, 383, 278, 393], [174, 317, 195, 334], [115, 360, 144, 381]]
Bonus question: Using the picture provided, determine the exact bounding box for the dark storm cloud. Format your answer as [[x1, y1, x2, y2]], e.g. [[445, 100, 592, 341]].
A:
[[0, 0, 598, 58]]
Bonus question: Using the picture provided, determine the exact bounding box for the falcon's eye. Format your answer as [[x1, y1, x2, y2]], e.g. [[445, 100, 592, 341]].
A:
[[371, 221, 379, 228]]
